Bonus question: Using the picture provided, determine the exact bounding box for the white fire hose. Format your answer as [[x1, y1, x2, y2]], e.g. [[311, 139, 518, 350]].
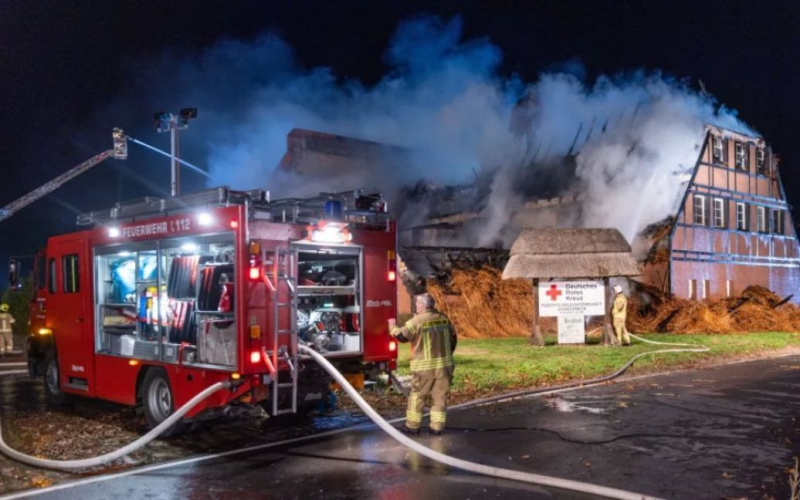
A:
[[0, 333, 707, 499], [301, 344, 675, 500], [0, 379, 231, 470]]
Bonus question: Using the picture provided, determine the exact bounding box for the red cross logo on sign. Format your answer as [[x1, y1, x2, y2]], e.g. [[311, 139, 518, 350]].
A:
[[546, 284, 562, 301]]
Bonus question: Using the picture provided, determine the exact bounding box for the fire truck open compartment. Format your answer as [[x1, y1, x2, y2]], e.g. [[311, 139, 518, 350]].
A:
[[94, 233, 238, 369], [295, 243, 363, 356]]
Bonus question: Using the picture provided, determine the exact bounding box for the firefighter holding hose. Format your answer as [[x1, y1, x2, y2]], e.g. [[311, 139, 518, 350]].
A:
[[389, 293, 457, 436], [0, 304, 15, 357], [611, 285, 631, 346]]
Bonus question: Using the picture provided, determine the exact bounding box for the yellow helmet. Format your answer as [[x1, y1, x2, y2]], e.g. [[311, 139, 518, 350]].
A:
[[0, 304, 8, 312]]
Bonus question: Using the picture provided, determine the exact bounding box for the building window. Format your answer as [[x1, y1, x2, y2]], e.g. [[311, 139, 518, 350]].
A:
[[726, 280, 733, 298], [689, 279, 697, 300], [62, 254, 80, 293], [735, 142, 749, 170], [712, 136, 724, 163], [702, 280, 709, 299], [736, 202, 748, 231], [693, 195, 707, 225], [757, 206, 768, 233], [773, 209, 785, 235], [756, 148, 767, 175], [713, 198, 725, 228]]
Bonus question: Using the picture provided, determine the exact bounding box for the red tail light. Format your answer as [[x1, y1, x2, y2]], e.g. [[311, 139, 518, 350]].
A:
[[387, 250, 397, 282], [250, 350, 261, 364], [249, 266, 261, 281], [389, 340, 397, 352]]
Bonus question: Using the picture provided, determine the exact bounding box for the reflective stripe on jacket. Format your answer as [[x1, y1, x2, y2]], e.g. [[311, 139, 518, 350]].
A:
[[391, 310, 456, 378], [0, 313, 15, 332]]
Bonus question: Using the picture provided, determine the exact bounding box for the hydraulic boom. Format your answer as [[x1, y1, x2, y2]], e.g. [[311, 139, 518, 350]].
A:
[[0, 129, 127, 223]]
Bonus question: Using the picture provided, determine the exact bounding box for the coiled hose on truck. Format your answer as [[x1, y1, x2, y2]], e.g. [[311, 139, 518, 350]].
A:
[[0, 334, 707, 499]]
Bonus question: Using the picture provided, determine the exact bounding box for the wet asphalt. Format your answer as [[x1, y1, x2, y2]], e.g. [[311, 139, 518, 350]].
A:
[[7, 354, 800, 500]]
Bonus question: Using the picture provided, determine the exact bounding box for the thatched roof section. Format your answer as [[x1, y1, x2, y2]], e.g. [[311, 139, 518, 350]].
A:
[[503, 228, 641, 279]]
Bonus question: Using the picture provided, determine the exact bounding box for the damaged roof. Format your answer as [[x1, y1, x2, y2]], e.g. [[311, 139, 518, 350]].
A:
[[502, 228, 641, 279]]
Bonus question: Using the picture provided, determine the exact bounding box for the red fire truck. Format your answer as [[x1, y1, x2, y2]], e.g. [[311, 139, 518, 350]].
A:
[[26, 187, 398, 434]]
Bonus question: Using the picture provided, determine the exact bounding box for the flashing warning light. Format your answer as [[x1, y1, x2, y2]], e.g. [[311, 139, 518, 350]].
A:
[[389, 340, 397, 353], [230, 220, 239, 229], [250, 351, 262, 364], [249, 265, 261, 281], [231, 373, 241, 380], [108, 227, 121, 238], [311, 225, 350, 244], [38, 328, 52, 336], [197, 212, 213, 226], [388, 270, 396, 282], [128, 359, 139, 366]]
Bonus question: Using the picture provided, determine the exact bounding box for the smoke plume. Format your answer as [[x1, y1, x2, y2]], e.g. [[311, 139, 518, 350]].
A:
[[111, 15, 754, 244]]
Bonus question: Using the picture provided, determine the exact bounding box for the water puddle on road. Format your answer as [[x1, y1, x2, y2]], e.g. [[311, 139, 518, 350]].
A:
[[543, 396, 607, 414]]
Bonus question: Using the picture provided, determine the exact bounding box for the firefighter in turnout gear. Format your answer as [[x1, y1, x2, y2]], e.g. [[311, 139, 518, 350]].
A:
[[0, 304, 15, 357], [611, 285, 631, 346], [389, 294, 457, 436]]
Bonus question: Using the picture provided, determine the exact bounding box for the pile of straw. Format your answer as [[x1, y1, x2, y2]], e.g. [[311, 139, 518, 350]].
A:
[[427, 266, 533, 338], [425, 262, 799, 337], [628, 285, 800, 334]]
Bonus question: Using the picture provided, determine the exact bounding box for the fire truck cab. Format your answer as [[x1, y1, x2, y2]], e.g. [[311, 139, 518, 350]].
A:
[[27, 187, 398, 433]]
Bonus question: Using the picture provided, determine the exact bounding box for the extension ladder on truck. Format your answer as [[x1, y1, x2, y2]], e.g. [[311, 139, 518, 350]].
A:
[[265, 247, 299, 416]]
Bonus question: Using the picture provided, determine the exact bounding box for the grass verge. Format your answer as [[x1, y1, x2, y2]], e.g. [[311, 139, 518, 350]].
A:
[[394, 332, 800, 401]]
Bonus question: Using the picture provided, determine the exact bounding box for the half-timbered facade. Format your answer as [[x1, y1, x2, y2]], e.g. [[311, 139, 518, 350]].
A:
[[659, 126, 800, 301]]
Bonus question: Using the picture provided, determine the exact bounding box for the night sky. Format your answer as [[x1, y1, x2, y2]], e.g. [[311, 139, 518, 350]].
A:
[[1, 0, 798, 284]]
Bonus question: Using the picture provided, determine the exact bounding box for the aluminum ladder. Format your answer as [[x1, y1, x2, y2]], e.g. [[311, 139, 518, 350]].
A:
[[266, 247, 299, 416]]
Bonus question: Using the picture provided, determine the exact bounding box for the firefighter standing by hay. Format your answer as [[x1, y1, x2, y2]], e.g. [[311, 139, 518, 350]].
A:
[[0, 304, 15, 357], [611, 285, 631, 346], [389, 293, 457, 436]]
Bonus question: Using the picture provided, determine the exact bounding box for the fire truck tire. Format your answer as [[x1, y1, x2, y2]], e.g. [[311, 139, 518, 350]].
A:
[[43, 352, 72, 408], [141, 369, 188, 437]]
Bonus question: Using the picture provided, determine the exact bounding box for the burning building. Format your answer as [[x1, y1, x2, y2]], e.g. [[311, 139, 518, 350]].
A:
[[271, 118, 800, 310]]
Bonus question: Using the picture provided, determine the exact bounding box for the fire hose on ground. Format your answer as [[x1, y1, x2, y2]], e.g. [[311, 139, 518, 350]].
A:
[[0, 334, 708, 499], [0, 380, 232, 470]]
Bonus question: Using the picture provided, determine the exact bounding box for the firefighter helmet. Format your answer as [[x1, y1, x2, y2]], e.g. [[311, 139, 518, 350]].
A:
[[0, 304, 8, 312], [613, 285, 623, 294]]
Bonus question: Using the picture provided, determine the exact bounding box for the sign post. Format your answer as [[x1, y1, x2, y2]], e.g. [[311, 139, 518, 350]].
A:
[[530, 278, 544, 346], [537, 280, 606, 345]]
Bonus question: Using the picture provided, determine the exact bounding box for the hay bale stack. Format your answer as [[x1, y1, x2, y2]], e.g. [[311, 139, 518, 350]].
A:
[[427, 266, 533, 338]]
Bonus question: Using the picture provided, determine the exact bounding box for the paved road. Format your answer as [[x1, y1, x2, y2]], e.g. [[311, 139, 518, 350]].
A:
[[10, 355, 800, 500], [0, 354, 26, 374]]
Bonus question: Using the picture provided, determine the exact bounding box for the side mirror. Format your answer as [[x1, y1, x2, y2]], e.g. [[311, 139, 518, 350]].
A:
[[8, 259, 18, 289]]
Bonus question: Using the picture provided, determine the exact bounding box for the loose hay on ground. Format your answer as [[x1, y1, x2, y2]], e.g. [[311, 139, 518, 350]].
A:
[[628, 285, 800, 334], [427, 267, 533, 338]]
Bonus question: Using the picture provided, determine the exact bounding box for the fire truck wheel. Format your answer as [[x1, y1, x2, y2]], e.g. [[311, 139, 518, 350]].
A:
[[141, 369, 188, 437], [43, 353, 72, 407]]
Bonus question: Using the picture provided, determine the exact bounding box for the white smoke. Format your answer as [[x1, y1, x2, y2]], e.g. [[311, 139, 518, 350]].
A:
[[524, 73, 755, 240], [112, 15, 755, 243]]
